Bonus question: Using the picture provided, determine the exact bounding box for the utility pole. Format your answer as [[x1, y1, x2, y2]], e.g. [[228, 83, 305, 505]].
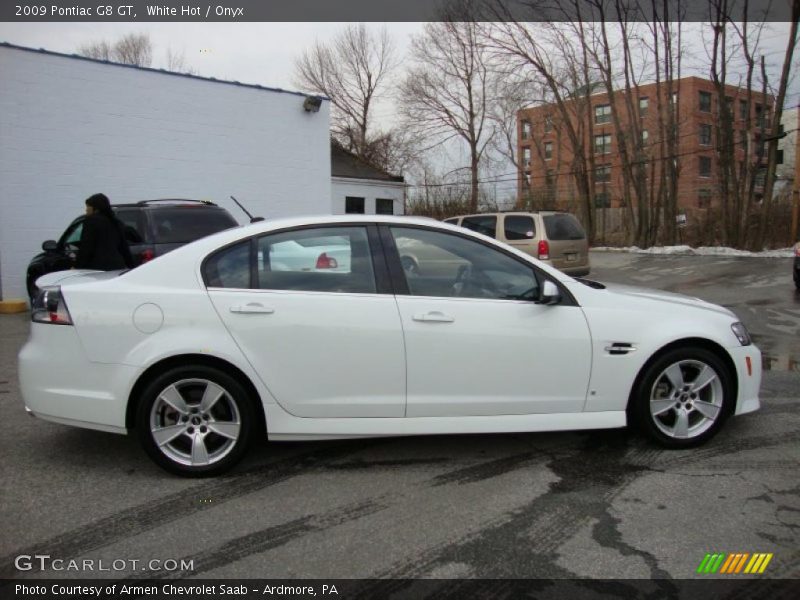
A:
[[792, 112, 800, 242]]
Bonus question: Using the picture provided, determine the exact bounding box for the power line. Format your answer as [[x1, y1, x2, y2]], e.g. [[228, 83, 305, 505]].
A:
[[405, 127, 798, 190]]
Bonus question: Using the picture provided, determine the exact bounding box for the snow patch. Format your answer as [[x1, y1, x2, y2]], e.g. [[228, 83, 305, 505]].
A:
[[591, 245, 794, 258]]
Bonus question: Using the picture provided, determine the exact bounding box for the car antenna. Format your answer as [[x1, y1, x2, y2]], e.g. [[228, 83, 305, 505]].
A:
[[230, 195, 265, 223]]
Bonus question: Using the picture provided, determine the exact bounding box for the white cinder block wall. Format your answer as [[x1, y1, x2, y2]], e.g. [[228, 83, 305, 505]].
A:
[[0, 44, 331, 300], [331, 178, 406, 215]]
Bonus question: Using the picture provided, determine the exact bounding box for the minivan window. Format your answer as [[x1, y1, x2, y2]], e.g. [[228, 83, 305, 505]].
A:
[[461, 216, 497, 238], [504, 216, 535, 241], [543, 214, 586, 241], [152, 208, 237, 244]]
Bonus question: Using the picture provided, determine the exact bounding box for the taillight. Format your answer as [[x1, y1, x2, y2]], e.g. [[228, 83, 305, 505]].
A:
[[316, 252, 338, 269], [31, 286, 73, 325], [538, 240, 550, 260], [140, 249, 155, 263]]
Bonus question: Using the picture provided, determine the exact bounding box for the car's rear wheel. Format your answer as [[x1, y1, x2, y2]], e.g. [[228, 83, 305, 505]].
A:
[[632, 347, 733, 448], [136, 365, 255, 476]]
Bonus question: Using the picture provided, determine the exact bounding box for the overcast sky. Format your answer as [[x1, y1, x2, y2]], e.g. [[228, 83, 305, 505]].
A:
[[1, 21, 796, 199]]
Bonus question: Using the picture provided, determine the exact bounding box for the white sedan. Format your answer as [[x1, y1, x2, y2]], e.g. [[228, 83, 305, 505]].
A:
[[19, 215, 762, 476]]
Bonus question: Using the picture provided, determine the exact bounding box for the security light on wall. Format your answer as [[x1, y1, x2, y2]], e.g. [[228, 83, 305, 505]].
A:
[[303, 96, 322, 113]]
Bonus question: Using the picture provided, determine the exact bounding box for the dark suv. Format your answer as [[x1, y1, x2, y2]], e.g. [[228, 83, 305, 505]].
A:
[[27, 199, 239, 299]]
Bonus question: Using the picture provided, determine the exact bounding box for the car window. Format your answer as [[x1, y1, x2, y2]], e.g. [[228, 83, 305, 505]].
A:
[[114, 209, 147, 244], [443, 218, 460, 225], [151, 208, 238, 244], [543, 214, 586, 241], [204, 241, 251, 289], [461, 215, 497, 238], [257, 227, 376, 294], [63, 222, 83, 246], [390, 227, 538, 301], [504, 216, 536, 241]]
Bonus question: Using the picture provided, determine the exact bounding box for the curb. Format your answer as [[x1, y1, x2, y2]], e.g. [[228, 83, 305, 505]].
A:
[[0, 299, 28, 314]]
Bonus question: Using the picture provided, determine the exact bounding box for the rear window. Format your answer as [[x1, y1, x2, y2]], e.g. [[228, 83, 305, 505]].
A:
[[504, 215, 535, 240], [543, 214, 586, 241], [114, 209, 147, 244], [151, 208, 238, 244], [461, 215, 497, 238]]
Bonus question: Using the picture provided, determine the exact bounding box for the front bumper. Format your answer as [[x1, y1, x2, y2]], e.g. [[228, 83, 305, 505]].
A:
[[18, 323, 138, 433]]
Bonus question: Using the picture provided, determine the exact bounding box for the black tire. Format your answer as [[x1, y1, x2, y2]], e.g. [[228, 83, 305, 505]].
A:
[[27, 271, 42, 303], [630, 346, 733, 449], [136, 365, 256, 477]]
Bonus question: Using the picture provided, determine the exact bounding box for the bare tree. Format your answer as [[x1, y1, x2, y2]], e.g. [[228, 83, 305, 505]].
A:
[[165, 47, 196, 75], [78, 33, 153, 67], [400, 19, 496, 212], [78, 39, 112, 61], [294, 24, 397, 160]]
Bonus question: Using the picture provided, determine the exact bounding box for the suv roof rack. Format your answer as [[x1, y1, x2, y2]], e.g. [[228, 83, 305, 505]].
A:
[[134, 199, 217, 206]]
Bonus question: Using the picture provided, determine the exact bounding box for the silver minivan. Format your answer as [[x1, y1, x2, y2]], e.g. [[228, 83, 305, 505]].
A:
[[444, 211, 590, 276]]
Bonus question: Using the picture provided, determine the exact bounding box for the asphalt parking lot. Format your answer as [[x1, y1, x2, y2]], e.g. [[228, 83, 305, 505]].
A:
[[1, 251, 798, 585]]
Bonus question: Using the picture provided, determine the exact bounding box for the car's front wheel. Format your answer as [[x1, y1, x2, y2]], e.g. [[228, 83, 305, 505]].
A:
[[136, 365, 256, 476], [631, 347, 733, 448]]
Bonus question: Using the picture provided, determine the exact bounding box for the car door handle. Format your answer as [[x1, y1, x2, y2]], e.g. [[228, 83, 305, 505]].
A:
[[229, 303, 275, 314], [412, 311, 455, 323]]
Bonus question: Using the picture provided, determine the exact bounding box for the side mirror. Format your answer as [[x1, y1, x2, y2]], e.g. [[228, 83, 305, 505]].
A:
[[539, 280, 562, 305], [42, 240, 58, 252]]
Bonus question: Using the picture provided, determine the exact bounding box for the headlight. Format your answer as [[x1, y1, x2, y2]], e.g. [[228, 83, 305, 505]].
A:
[[731, 322, 751, 346]]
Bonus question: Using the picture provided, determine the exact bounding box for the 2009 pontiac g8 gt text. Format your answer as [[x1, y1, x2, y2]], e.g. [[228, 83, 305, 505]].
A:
[[19, 215, 761, 476]]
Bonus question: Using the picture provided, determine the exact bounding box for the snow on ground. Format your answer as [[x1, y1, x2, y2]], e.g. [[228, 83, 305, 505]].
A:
[[591, 245, 795, 258]]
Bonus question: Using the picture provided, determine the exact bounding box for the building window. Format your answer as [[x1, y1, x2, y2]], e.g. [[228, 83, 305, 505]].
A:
[[594, 104, 612, 124], [544, 115, 553, 133], [755, 168, 766, 187], [376, 198, 394, 215], [594, 192, 611, 208], [699, 156, 712, 178], [522, 146, 531, 168], [724, 96, 733, 116], [545, 169, 555, 186], [755, 104, 769, 129], [739, 130, 748, 149], [594, 164, 611, 183], [699, 91, 712, 113], [699, 124, 712, 146], [521, 119, 531, 140], [739, 100, 748, 120], [777, 149, 784, 165], [671, 92, 678, 105], [698, 189, 712, 208], [639, 97, 649, 117], [641, 129, 649, 143], [345, 196, 365, 214], [594, 134, 612, 155], [544, 142, 553, 160]]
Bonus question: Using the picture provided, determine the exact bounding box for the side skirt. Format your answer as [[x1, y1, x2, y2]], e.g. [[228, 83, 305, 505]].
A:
[[264, 405, 627, 441]]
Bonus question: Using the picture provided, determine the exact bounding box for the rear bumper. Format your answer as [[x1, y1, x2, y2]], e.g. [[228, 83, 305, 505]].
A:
[[18, 323, 137, 433], [728, 344, 762, 416]]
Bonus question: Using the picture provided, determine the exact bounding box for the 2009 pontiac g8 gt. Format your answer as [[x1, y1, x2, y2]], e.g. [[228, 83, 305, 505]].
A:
[[19, 215, 761, 476]]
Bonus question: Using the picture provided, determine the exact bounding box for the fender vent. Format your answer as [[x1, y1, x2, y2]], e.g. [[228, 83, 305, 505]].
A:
[[605, 342, 636, 356]]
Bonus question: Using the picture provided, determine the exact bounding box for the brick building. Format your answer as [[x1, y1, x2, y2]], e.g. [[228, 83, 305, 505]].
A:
[[517, 76, 774, 220]]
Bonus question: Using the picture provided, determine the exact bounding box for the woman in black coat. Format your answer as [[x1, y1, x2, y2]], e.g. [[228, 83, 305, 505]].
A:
[[75, 193, 135, 270]]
